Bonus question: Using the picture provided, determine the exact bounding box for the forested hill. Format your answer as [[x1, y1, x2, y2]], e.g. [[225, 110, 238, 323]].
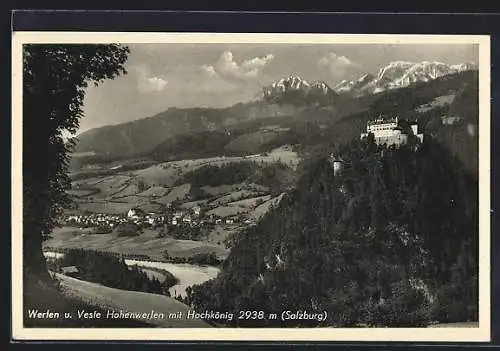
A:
[[185, 135, 478, 327]]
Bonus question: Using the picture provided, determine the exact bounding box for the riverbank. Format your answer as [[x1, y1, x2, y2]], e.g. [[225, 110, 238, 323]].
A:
[[124, 259, 219, 297], [44, 251, 220, 298]]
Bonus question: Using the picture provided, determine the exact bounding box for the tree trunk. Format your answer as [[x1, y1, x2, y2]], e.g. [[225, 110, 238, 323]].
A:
[[23, 225, 50, 282]]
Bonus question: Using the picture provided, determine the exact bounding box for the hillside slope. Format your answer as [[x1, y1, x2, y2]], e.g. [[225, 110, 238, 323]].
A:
[[74, 102, 308, 157], [184, 136, 478, 327], [56, 273, 211, 327]]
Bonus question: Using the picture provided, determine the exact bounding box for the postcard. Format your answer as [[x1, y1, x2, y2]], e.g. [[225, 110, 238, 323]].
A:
[[11, 32, 491, 342]]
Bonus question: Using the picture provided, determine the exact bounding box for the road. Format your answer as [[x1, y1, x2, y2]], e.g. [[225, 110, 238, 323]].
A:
[[55, 273, 211, 328]]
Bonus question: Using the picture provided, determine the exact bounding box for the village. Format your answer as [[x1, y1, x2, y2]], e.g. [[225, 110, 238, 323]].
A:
[[62, 203, 253, 234]]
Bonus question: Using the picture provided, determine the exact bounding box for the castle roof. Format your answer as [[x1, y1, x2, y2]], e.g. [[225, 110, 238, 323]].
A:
[[329, 153, 346, 163], [367, 116, 398, 126]]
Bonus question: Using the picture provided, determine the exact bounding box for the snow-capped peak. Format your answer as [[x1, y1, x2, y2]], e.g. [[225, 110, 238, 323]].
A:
[[450, 62, 477, 72], [333, 60, 477, 97], [310, 80, 333, 95], [271, 75, 310, 91], [262, 75, 335, 104], [357, 74, 372, 82]]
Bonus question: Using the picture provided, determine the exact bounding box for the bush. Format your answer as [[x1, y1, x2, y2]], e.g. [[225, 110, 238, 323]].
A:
[[55, 249, 166, 295], [162, 250, 221, 267], [189, 252, 221, 266], [167, 223, 204, 240], [190, 186, 209, 201], [116, 222, 142, 237], [162, 270, 179, 289]]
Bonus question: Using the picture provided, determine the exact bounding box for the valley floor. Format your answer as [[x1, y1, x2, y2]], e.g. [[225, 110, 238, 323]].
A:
[[44, 226, 229, 261]]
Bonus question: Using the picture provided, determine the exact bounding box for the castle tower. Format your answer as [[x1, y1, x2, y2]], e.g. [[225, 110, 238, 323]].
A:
[[329, 154, 345, 176], [411, 123, 418, 135]]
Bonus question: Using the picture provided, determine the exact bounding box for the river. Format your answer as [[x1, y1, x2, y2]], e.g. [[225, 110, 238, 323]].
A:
[[43, 252, 220, 298], [124, 259, 220, 297]]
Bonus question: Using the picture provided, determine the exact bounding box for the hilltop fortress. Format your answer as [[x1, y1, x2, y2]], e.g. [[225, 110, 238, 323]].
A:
[[360, 116, 424, 147]]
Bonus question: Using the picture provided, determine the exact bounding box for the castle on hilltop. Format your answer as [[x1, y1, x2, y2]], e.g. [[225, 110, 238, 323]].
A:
[[360, 115, 423, 146]]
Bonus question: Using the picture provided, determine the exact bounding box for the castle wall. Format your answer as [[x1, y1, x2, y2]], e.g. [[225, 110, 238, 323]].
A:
[[367, 122, 397, 133], [371, 129, 402, 138], [374, 134, 408, 146]]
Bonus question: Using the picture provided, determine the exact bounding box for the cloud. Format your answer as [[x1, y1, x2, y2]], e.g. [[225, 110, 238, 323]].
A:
[[318, 53, 359, 76], [200, 64, 218, 78], [202, 51, 274, 80], [132, 65, 168, 93], [138, 76, 168, 92]]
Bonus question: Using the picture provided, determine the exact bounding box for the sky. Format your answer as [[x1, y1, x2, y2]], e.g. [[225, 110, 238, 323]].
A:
[[79, 43, 478, 133]]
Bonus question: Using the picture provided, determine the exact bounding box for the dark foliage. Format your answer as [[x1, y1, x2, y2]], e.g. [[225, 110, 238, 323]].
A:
[[149, 131, 237, 162], [116, 222, 143, 237], [177, 163, 255, 187], [185, 135, 478, 327], [174, 161, 296, 195], [49, 248, 174, 295], [23, 44, 129, 276], [161, 223, 206, 241], [163, 251, 222, 267]]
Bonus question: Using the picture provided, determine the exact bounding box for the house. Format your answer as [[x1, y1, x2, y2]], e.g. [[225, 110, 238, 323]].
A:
[[441, 116, 461, 125], [410, 123, 424, 143], [192, 206, 201, 216], [127, 208, 142, 220], [127, 209, 136, 218], [61, 266, 79, 277]]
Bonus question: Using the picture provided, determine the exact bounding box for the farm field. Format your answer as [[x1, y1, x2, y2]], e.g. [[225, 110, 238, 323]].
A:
[[415, 93, 456, 113], [206, 225, 239, 246], [250, 193, 286, 220], [68, 147, 296, 216], [44, 226, 229, 261]]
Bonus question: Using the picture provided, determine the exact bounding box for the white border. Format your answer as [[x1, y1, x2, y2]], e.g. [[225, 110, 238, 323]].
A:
[[11, 32, 491, 342]]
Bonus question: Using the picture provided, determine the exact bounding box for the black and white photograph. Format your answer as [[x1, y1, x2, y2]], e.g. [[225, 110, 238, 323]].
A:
[[11, 32, 490, 342]]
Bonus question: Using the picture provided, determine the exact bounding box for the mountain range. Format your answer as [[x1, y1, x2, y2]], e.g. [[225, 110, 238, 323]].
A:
[[259, 61, 476, 102], [333, 61, 477, 97], [72, 60, 478, 165], [261, 75, 337, 105]]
